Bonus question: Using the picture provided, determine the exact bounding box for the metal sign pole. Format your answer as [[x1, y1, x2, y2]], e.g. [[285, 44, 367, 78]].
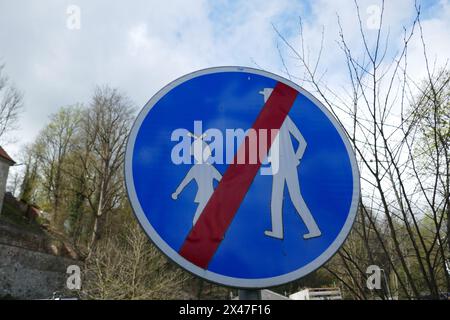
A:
[[238, 289, 261, 300]]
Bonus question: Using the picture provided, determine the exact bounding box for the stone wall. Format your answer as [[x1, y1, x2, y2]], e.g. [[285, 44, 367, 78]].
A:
[[0, 223, 81, 299], [0, 243, 79, 299]]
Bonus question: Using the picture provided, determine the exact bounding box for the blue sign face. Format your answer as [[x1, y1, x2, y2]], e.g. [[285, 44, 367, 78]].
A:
[[125, 67, 360, 288]]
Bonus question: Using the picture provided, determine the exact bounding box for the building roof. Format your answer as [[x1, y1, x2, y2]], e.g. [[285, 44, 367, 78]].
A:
[[0, 146, 16, 165]]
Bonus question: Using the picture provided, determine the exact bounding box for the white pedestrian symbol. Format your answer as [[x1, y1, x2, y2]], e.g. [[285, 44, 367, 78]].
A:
[[171, 132, 222, 226], [260, 88, 322, 240]]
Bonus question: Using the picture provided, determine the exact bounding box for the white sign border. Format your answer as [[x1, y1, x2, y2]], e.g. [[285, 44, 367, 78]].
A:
[[124, 66, 360, 288]]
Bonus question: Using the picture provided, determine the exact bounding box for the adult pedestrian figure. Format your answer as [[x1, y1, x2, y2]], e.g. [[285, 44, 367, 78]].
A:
[[260, 88, 321, 240]]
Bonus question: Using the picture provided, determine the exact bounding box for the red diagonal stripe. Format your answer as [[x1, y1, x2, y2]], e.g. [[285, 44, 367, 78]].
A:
[[178, 81, 298, 269]]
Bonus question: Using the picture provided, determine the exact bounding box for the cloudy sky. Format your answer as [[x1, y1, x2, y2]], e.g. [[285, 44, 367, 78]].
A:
[[0, 0, 449, 164]]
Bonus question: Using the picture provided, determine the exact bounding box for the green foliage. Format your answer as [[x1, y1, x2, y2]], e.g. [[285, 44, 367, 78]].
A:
[[0, 201, 42, 233]]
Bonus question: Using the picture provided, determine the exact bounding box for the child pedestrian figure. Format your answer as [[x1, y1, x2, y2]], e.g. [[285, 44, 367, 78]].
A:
[[171, 132, 222, 226]]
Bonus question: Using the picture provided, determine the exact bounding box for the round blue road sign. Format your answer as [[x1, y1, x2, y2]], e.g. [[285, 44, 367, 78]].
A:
[[125, 66, 360, 288]]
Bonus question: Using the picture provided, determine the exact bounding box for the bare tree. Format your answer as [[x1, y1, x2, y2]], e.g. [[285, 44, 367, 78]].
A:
[[274, 0, 449, 299], [82, 221, 188, 299], [0, 64, 23, 143], [80, 86, 135, 254], [6, 170, 21, 196]]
